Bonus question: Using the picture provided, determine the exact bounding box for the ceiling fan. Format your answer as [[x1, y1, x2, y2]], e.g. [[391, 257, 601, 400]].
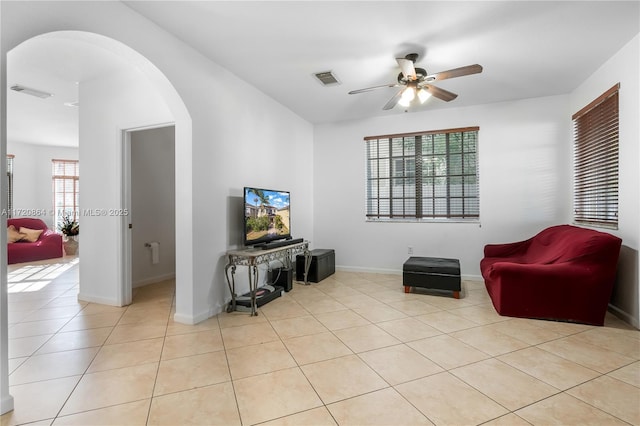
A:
[[348, 53, 483, 110]]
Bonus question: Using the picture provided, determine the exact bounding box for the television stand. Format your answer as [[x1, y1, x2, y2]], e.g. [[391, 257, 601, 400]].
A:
[[224, 241, 311, 316]]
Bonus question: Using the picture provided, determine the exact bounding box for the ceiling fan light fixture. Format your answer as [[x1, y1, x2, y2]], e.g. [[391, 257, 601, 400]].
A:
[[417, 88, 431, 104], [401, 87, 415, 102], [398, 86, 416, 107]]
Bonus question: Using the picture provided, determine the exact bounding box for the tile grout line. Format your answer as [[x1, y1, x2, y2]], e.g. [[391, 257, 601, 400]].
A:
[[50, 293, 128, 423], [142, 294, 174, 426], [216, 306, 247, 426], [5, 266, 639, 426]]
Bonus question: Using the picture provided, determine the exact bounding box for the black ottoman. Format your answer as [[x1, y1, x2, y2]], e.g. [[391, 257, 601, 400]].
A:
[[296, 249, 335, 283], [403, 257, 461, 299]]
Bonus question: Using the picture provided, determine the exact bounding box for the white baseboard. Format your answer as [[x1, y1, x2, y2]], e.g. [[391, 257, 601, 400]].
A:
[[173, 308, 215, 325], [172, 312, 195, 325], [335, 266, 483, 282], [133, 273, 176, 288], [77, 293, 120, 307], [462, 274, 483, 281], [1, 395, 14, 415], [336, 265, 401, 275], [608, 304, 639, 329]]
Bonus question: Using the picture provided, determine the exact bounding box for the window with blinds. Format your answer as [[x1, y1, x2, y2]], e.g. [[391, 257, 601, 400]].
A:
[[7, 155, 14, 218], [365, 127, 479, 220], [52, 159, 79, 230], [573, 84, 619, 229]]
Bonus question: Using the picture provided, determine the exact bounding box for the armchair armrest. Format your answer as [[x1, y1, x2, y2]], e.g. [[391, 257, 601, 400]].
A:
[[483, 237, 533, 258]]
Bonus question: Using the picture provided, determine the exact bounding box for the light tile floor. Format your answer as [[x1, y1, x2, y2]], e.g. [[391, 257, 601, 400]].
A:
[[2, 257, 640, 425]]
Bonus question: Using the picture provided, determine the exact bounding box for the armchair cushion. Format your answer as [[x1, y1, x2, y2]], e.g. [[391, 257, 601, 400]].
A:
[[19, 226, 44, 243], [7, 225, 24, 243]]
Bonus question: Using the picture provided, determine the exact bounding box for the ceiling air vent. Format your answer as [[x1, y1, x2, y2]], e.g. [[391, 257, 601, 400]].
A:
[[314, 71, 341, 86], [10, 84, 53, 99]]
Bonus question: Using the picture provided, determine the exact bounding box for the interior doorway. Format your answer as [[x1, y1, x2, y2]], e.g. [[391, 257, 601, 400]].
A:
[[122, 125, 176, 306]]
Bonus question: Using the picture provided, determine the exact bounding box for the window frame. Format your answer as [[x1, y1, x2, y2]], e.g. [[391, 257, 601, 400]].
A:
[[572, 83, 619, 230], [52, 159, 79, 230], [365, 126, 480, 222]]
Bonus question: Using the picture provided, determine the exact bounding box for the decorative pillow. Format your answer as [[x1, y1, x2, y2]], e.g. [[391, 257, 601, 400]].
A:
[[7, 225, 25, 243], [18, 227, 43, 243]]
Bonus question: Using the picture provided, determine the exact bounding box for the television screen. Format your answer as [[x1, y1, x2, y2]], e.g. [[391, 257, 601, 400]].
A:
[[244, 187, 291, 246]]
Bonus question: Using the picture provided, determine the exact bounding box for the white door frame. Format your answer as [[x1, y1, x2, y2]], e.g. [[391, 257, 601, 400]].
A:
[[120, 122, 175, 306]]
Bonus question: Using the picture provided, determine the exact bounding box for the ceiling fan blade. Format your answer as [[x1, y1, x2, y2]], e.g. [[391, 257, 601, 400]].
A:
[[396, 58, 417, 80], [383, 90, 404, 110], [426, 64, 483, 82], [348, 83, 400, 95], [424, 84, 458, 102]]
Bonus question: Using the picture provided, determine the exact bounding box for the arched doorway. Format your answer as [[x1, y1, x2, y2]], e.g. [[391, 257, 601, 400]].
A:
[[1, 30, 193, 415]]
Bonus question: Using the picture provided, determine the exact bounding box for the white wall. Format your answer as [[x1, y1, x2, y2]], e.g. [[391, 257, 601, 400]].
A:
[[131, 126, 176, 287], [1, 1, 315, 324], [191, 69, 315, 314], [314, 95, 571, 278], [570, 34, 640, 327], [6, 141, 78, 229], [79, 69, 174, 305]]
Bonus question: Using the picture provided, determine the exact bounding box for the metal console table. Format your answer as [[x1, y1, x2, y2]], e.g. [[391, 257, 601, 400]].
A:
[[225, 241, 311, 316]]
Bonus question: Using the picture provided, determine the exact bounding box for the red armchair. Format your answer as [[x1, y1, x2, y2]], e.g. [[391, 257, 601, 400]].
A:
[[480, 225, 622, 326], [7, 218, 63, 264]]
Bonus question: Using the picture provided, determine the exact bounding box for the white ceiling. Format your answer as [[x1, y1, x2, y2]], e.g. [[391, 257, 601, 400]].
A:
[[7, 1, 640, 147], [8, 35, 134, 147]]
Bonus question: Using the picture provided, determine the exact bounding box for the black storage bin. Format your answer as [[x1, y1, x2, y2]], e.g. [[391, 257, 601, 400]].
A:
[[270, 267, 293, 292], [296, 249, 335, 283]]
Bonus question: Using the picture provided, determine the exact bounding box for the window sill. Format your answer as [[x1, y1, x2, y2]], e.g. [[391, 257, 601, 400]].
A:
[[366, 218, 481, 225]]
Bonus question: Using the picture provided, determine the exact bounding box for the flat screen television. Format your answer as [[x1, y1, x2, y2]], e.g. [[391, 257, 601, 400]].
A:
[[244, 187, 291, 246]]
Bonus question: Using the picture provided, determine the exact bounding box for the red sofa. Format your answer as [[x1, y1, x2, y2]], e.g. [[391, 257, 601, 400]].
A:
[[7, 218, 63, 264], [480, 225, 622, 326]]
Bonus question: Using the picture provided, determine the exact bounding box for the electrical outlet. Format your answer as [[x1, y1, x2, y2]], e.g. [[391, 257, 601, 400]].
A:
[[408, 246, 414, 255]]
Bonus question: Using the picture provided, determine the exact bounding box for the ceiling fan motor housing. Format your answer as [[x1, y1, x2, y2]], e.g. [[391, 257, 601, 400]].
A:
[[397, 67, 427, 84], [405, 53, 419, 63]]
